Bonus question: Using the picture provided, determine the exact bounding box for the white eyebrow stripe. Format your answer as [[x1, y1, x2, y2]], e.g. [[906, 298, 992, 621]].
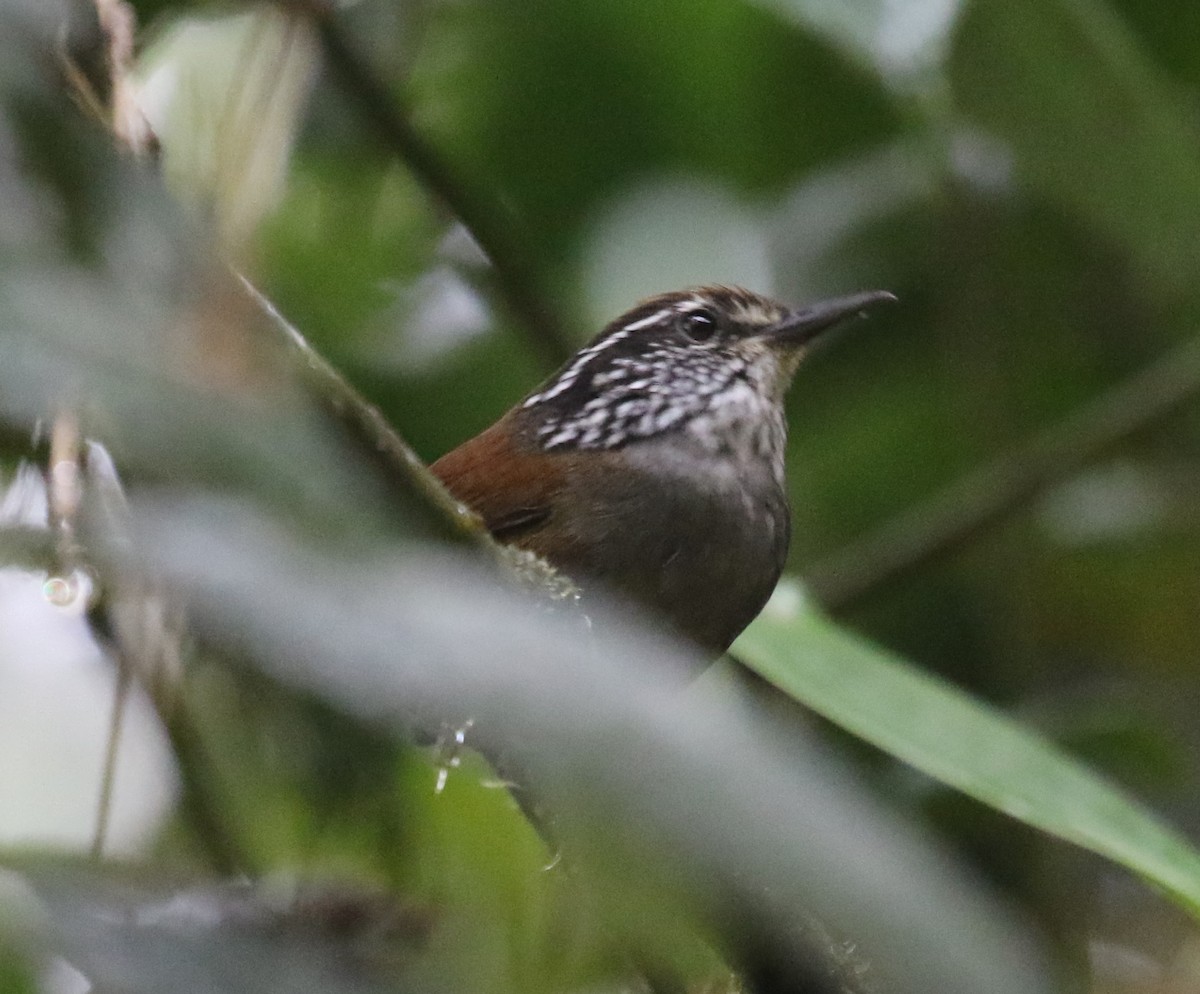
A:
[[621, 307, 674, 332], [522, 327, 636, 407], [526, 374, 576, 405]]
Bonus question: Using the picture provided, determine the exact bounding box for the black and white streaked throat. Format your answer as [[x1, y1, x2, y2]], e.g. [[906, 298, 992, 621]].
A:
[[516, 286, 892, 459]]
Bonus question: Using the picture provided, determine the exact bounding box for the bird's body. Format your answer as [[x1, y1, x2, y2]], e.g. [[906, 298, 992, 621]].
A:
[[432, 285, 892, 655]]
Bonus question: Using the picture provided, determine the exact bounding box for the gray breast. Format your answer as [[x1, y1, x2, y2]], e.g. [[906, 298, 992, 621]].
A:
[[555, 437, 790, 654]]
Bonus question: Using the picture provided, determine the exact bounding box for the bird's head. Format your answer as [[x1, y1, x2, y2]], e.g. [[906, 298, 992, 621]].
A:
[[518, 285, 894, 454]]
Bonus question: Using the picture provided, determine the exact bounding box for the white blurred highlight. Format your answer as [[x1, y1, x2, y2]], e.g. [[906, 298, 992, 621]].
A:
[[746, 0, 964, 89], [581, 176, 772, 326], [0, 467, 177, 855], [135, 7, 318, 246]]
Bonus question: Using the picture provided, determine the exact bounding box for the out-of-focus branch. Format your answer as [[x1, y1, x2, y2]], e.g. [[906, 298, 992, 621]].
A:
[[93, 0, 155, 155], [306, 8, 572, 369], [154, 684, 254, 876], [43, 417, 128, 861], [102, 604, 254, 876], [85, 443, 257, 876], [47, 414, 82, 544], [806, 332, 1200, 610], [92, 655, 130, 861]]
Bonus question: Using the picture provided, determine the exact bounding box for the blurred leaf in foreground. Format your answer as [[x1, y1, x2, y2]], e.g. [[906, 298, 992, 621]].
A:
[[106, 497, 1052, 994], [14, 867, 425, 994]]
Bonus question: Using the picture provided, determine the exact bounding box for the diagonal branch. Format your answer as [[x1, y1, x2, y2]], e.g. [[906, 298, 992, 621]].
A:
[[805, 332, 1200, 609], [307, 7, 572, 369], [237, 274, 497, 550]]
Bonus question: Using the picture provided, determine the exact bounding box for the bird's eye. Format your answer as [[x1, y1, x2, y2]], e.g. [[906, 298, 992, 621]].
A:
[[679, 309, 718, 342]]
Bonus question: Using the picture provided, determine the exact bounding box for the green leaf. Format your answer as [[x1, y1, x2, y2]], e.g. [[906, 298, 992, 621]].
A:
[[734, 580, 1200, 920]]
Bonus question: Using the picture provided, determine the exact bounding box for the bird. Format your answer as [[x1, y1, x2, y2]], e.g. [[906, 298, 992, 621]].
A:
[[431, 285, 894, 656]]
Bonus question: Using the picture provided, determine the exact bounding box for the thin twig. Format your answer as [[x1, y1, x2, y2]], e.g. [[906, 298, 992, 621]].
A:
[[45, 416, 128, 862], [46, 413, 81, 552], [157, 688, 256, 876], [90, 571, 254, 875], [84, 442, 257, 875], [240, 275, 584, 868], [805, 332, 1200, 609], [100, 588, 254, 876], [97, 604, 254, 876], [306, 7, 572, 368], [237, 274, 495, 550], [59, 0, 269, 876], [93, 0, 155, 155], [91, 662, 131, 860]]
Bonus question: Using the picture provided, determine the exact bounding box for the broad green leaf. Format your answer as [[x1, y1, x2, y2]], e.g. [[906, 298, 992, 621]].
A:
[[735, 580, 1200, 920]]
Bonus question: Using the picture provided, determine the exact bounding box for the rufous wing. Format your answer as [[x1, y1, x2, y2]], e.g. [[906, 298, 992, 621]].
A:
[[430, 413, 564, 543]]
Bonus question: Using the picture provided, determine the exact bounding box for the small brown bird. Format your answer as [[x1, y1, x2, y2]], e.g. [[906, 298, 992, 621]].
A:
[[432, 286, 894, 655]]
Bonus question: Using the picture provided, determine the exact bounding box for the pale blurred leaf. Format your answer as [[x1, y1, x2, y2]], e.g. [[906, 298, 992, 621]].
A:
[[136, 6, 319, 246], [748, 0, 965, 85], [121, 497, 1053, 994]]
